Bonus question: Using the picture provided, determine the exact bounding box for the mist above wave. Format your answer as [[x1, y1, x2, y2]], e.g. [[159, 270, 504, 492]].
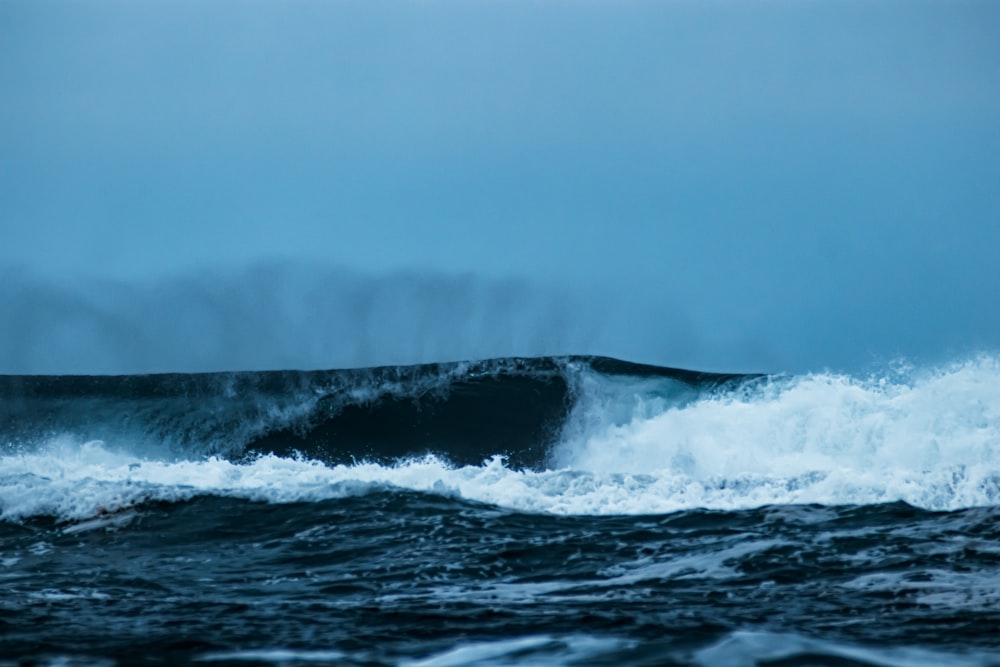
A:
[[0, 262, 705, 375]]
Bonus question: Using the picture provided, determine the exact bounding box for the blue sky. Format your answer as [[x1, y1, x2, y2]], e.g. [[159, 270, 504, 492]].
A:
[[1, 0, 998, 374]]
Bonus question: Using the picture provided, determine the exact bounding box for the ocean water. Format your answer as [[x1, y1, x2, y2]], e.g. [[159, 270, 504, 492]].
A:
[[2, 355, 999, 666]]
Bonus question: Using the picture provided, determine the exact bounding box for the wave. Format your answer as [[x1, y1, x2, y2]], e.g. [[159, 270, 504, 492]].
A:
[[2, 355, 999, 520], [0, 355, 745, 466]]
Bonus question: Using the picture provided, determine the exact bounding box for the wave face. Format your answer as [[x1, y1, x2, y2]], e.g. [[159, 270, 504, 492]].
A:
[[2, 355, 1000, 665], [0, 355, 744, 466]]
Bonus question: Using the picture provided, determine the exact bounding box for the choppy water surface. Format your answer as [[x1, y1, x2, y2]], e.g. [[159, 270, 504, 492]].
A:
[[2, 356, 999, 666]]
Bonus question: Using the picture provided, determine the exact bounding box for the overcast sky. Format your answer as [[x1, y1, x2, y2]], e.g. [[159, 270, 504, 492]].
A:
[[1, 0, 998, 374]]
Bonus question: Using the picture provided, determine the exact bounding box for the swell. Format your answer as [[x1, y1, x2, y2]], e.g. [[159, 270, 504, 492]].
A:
[[4, 493, 999, 662], [0, 355, 751, 468]]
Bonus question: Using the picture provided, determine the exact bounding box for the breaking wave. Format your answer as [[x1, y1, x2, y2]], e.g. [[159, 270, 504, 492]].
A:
[[2, 354, 999, 521]]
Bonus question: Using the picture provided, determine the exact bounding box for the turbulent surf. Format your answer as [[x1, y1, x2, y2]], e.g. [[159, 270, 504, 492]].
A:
[[2, 355, 1000, 666]]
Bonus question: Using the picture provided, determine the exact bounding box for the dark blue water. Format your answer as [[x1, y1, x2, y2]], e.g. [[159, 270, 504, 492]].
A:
[[2, 356, 999, 666]]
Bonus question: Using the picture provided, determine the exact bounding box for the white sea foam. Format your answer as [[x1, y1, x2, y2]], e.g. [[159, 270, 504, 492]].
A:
[[1, 357, 998, 522], [552, 354, 1000, 509]]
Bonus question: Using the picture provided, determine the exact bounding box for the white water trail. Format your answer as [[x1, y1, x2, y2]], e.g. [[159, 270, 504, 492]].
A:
[[551, 355, 1000, 505]]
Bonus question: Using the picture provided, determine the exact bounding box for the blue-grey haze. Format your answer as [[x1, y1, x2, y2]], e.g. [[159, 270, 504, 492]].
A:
[[1, 0, 998, 374]]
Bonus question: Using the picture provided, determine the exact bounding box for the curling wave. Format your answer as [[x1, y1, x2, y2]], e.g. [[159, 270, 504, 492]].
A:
[[2, 355, 999, 521]]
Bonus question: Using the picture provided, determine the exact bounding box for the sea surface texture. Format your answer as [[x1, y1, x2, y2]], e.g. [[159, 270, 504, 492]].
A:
[[2, 355, 999, 666]]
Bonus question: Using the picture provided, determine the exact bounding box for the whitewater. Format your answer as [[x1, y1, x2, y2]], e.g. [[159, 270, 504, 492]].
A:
[[2, 354, 1000, 666]]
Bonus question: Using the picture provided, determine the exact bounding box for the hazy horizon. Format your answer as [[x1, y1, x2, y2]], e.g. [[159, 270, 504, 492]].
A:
[[2, 0, 998, 374]]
